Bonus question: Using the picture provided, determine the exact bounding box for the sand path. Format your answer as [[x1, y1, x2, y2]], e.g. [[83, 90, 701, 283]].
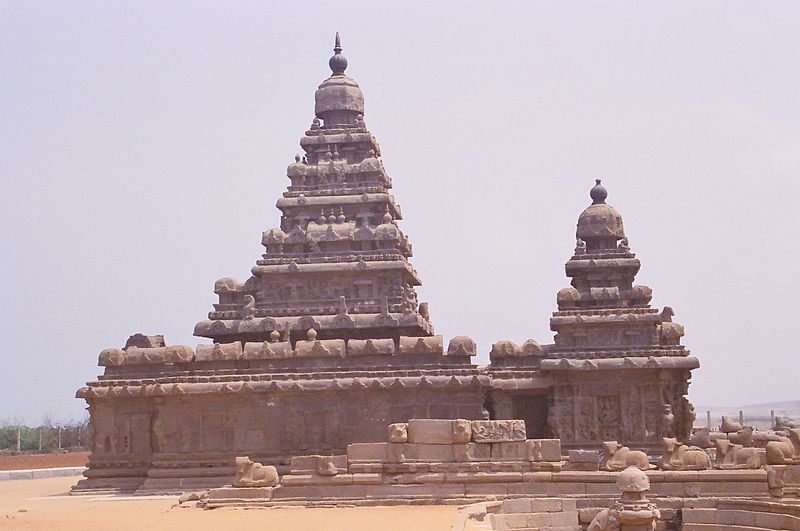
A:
[[0, 476, 458, 530]]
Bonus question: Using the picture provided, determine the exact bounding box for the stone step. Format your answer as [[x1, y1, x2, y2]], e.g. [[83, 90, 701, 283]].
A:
[[683, 507, 800, 530], [490, 510, 579, 530], [682, 525, 774, 531]]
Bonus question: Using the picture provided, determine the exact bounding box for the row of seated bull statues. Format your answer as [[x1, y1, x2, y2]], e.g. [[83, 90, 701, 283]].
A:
[[225, 419, 800, 491], [601, 422, 800, 471], [98, 332, 477, 366]]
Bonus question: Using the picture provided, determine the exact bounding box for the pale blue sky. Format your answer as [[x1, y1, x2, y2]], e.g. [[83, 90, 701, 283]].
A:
[[1, 1, 798, 423]]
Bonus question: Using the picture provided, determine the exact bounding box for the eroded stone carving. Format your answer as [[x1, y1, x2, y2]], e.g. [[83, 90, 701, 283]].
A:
[[588, 466, 660, 531], [233, 456, 279, 487], [195, 342, 242, 361], [601, 441, 651, 471], [766, 428, 800, 465], [446, 336, 476, 357], [660, 437, 710, 470], [714, 439, 760, 470], [388, 423, 408, 443], [470, 420, 526, 443]]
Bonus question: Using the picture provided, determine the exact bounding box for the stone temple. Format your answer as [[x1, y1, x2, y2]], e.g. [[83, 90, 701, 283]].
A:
[[74, 35, 698, 494]]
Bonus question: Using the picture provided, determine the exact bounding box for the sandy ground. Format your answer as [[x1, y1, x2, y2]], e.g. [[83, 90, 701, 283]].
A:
[[0, 452, 89, 471], [0, 476, 459, 530]]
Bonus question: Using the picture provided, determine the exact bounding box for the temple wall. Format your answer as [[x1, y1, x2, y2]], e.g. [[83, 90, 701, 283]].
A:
[[80, 385, 486, 491], [546, 368, 693, 452]]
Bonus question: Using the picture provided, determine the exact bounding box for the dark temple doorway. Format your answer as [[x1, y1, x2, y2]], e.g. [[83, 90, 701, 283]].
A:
[[512, 395, 549, 438]]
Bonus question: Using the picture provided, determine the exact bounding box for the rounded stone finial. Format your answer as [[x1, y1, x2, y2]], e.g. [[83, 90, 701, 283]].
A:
[[329, 32, 348, 76], [307, 328, 318, 341], [269, 330, 280, 343], [590, 179, 608, 204], [617, 465, 650, 493]]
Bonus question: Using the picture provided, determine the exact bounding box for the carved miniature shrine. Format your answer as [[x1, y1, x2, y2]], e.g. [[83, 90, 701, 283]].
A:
[[75, 36, 699, 495]]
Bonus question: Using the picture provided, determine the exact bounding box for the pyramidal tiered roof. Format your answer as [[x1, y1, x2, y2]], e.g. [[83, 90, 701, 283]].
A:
[[194, 34, 433, 344], [545, 179, 694, 362]]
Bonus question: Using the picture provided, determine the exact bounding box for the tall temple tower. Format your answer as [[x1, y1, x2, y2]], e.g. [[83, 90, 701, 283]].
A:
[[194, 34, 432, 344], [541, 180, 699, 450], [75, 36, 482, 494]]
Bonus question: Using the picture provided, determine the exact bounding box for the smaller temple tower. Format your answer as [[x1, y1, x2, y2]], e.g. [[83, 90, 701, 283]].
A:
[[542, 180, 698, 450]]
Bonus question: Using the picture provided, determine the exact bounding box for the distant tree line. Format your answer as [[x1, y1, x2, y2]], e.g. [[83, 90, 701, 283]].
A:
[[0, 416, 88, 452]]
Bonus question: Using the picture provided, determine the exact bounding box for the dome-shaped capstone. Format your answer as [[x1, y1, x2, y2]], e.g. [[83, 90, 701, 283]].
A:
[[576, 180, 625, 249], [314, 34, 365, 126]]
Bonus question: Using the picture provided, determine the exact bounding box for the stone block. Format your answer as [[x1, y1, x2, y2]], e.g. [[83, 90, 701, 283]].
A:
[[295, 338, 345, 358], [471, 420, 527, 443], [527, 439, 561, 462], [407, 419, 471, 444], [500, 497, 532, 513], [754, 512, 786, 529], [528, 498, 565, 512], [347, 338, 394, 357], [560, 498, 577, 511], [386, 443, 416, 463], [490, 513, 530, 529], [491, 441, 528, 461], [388, 423, 408, 443], [565, 450, 599, 471], [549, 510, 579, 527], [347, 442, 387, 462], [397, 336, 444, 356], [568, 449, 598, 463], [416, 443, 456, 462], [527, 512, 554, 527]]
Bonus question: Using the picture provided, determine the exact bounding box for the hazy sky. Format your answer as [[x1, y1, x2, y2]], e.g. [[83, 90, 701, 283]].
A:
[[2, 1, 798, 424]]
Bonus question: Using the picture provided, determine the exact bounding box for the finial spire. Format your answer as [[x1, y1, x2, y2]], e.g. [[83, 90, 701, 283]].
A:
[[329, 32, 348, 76], [590, 179, 608, 204]]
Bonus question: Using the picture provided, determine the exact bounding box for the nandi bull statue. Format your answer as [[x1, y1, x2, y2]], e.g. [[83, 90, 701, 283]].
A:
[[766, 427, 800, 465], [659, 437, 710, 471], [232, 456, 279, 487], [601, 441, 652, 471], [714, 439, 761, 470], [589, 466, 661, 531]]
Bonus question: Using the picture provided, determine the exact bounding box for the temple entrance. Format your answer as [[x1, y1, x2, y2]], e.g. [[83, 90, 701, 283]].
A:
[[512, 395, 549, 438]]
